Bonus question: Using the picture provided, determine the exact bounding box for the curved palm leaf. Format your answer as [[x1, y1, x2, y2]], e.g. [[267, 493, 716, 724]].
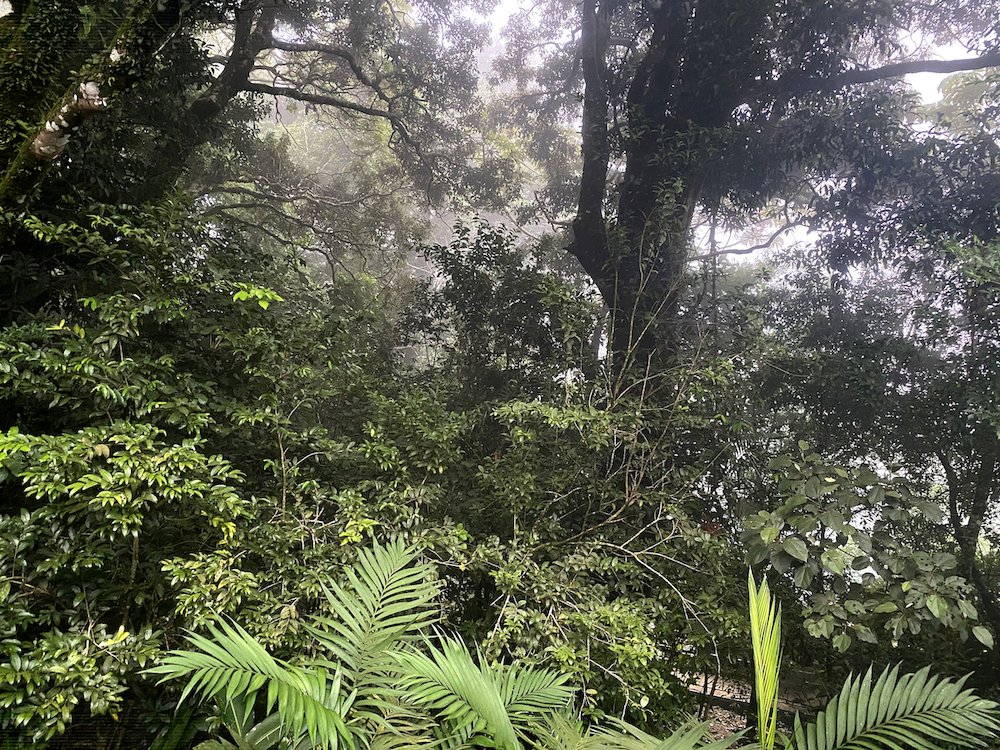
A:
[[396, 635, 573, 750], [147, 618, 356, 750], [307, 538, 441, 693], [366, 707, 441, 750], [496, 660, 576, 724], [396, 636, 520, 750], [595, 719, 742, 750], [530, 714, 611, 750], [788, 665, 1000, 750]]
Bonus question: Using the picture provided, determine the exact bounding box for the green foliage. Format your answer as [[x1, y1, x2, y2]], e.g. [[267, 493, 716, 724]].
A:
[[3, 0, 1000, 742], [149, 618, 357, 750], [0, 191, 402, 743], [594, 719, 739, 750], [405, 221, 601, 398], [305, 539, 442, 697], [0, 417, 246, 740], [744, 444, 980, 647], [150, 539, 573, 750], [152, 543, 1000, 750], [743, 568, 1000, 750], [397, 635, 572, 750], [393, 224, 750, 722], [788, 666, 1000, 750]]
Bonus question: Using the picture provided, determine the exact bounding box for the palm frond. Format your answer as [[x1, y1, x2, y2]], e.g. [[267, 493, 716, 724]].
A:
[[229, 709, 285, 750], [749, 571, 782, 750], [788, 666, 1000, 750], [194, 741, 239, 750], [395, 635, 522, 750], [367, 708, 443, 750], [530, 714, 612, 750], [307, 538, 441, 692], [597, 719, 741, 750], [147, 618, 356, 750], [495, 660, 574, 726]]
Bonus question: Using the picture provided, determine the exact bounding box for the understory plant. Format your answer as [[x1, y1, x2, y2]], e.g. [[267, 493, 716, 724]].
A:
[[150, 541, 1000, 750], [748, 573, 1000, 750]]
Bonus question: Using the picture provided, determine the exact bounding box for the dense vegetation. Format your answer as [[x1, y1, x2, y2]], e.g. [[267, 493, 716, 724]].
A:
[[1, 0, 999, 748]]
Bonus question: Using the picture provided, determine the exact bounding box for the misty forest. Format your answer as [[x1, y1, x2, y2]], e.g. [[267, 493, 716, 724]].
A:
[[3, 0, 1000, 748]]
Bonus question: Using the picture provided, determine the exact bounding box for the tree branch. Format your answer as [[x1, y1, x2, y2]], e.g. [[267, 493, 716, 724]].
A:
[[687, 219, 805, 263], [266, 38, 389, 103], [242, 81, 420, 150], [751, 52, 1000, 103], [833, 52, 1000, 88], [189, 1, 278, 123]]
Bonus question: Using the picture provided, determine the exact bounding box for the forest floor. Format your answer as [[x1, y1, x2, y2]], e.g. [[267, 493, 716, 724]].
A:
[[688, 673, 826, 739]]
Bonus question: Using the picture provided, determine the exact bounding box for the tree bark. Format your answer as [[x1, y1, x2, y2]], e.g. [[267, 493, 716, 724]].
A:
[[939, 450, 1000, 635]]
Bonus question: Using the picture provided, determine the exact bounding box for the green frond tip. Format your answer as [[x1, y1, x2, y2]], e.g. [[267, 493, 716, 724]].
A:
[[749, 570, 782, 750], [788, 665, 1000, 750], [532, 714, 609, 750]]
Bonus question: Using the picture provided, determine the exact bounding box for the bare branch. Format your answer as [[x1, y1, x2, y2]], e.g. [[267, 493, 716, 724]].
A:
[[266, 38, 395, 107], [686, 219, 805, 263], [750, 52, 1000, 103], [833, 52, 1000, 88], [242, 81, 420, 150]]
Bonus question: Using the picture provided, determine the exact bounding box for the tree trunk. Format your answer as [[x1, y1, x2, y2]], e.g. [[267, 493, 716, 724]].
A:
[[940, 450, 1000, 635], [568, 0, 723, 367]]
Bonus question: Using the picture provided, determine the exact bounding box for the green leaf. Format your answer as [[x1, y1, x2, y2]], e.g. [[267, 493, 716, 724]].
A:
[[783, 537, 809, 563], [748, 571, 781, 750], [789, 666, 1000, 750], [925, 594, 948, 619], [793, 563, 815, 589], [972, 626, 994, 649], [145, 618, 353, 750], [832, 634, 852, 653], [307, 537, 441, 697], [821, 550, 845, 576], [397, 635, 571, 750], [957, 599, 978, 619]]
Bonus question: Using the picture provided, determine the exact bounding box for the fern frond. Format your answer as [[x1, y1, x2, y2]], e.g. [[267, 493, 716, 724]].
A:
[[788, 666, 1000, 750], [749, 571, 782, 750], [147, 618, 355, 750], [308, 538, 441, 692]]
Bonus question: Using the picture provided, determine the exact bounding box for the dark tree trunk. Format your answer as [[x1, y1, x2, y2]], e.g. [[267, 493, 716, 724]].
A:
[[568, 0, 729, 368], [940, 450, 1000, 636], [139, 0, 280, 198]]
